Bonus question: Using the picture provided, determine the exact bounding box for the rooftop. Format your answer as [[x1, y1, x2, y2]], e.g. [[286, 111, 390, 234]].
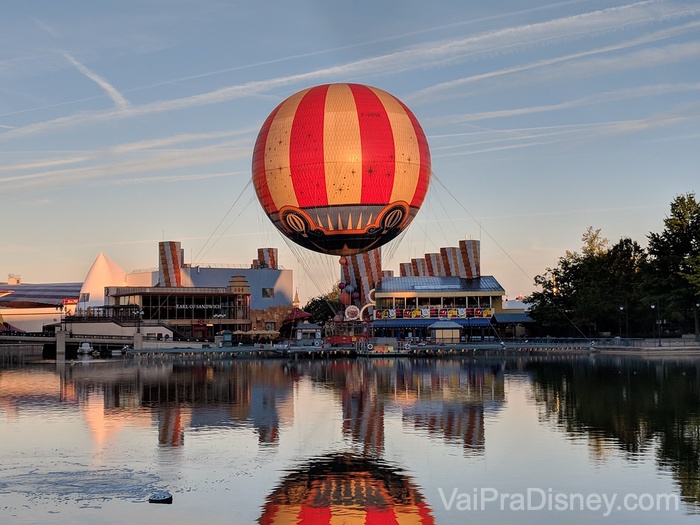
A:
[[376, 276, 505, 295], [0, 283, 82, 308]]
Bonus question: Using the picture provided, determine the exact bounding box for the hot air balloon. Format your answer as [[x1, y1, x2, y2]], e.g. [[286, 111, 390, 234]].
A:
[[252, 83, 431, 257], [258, 453, 436, 524]]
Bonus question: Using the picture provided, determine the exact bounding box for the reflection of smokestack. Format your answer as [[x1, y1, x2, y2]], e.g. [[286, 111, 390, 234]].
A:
[[342, 388, 384, 455], [158, 407, 184, 447], [403, 403, 484, 456]]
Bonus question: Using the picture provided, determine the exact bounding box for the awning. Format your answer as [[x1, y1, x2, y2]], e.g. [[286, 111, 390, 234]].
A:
[[428, 320, 462, 330], [372, 318, 492, 329], [491, 313, 534, 324], [249, 330, 280, 337]]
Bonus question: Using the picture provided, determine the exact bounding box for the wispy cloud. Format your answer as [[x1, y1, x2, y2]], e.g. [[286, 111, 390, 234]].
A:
[[431, 82, 700, 125], [2, 0, 697, 141], [63, 52, 130, 110], [409, 22, 700, 103], [430, 102, 700, 158], [0, 137, 252, 192]]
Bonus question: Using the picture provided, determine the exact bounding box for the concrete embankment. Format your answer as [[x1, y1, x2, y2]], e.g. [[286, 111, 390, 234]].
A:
[[0, 344, 44, 364]]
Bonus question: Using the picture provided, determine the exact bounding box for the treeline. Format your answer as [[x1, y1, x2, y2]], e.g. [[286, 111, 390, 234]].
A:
[[525, 192, 700, 339]]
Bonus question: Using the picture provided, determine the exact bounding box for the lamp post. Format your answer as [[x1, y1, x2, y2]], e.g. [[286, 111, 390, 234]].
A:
[[695, 302, 699, 343], [651, 304, 661, 347], [214, 312, 225, 335], [55, 304, 65, 333], [134, 309, 144, 334], [619, 304, 628, 338], [618, 306, 623, 337]]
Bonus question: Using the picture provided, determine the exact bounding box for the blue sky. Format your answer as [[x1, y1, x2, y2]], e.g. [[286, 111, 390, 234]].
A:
[[2, 0, 699, 302]]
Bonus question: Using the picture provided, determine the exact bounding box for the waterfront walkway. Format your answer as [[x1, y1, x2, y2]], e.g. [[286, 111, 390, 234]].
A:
[[2, 334, 699, 362]]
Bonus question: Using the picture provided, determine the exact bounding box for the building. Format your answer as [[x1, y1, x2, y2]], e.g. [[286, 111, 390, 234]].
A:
[[371, 274, 505, 341], [0, 277, 82, 332], [0, 242, 294, 340], [99, 242, 294, 340], [366, 239, 530, 341]]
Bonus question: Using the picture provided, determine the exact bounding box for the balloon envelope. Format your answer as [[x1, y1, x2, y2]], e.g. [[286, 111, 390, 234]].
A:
[[253, 83, 431, 256]]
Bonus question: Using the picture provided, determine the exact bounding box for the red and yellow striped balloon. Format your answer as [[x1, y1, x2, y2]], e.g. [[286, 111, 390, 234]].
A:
[[253, 83, 431, 256]]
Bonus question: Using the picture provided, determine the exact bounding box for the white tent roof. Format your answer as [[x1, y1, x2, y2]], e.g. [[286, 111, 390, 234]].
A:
[[79, 253, 126, 307]]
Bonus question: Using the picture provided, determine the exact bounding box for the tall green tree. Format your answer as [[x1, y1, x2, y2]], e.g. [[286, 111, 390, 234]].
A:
[[645, 192, 700, 335], [526, 230, 646, 337]]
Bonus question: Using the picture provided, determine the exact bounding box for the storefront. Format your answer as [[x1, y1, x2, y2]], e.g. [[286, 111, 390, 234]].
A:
[[106, 275, 252, 339], [370, 275, 505, 342]]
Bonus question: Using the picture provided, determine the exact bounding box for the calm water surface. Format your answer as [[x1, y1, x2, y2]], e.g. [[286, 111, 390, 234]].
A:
[[1, 354, 699, 524]]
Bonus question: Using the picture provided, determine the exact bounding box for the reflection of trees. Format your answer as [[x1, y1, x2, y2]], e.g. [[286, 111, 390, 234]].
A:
[[528, 356, 700, 508]]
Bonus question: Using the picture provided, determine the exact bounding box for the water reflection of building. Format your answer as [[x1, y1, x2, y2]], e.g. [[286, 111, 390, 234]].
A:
[[300, 358, 505, 457], [259, 453, 436, 524], [2, 359, 504, 456], [0, 361, 298, 448], [139, 362, 296, 446], [156, 406, 191, 447], [394, 361, 504, 455], [342, 376, 384, 455], [402, 402, 485, 454], [0, 369, 77, 418]]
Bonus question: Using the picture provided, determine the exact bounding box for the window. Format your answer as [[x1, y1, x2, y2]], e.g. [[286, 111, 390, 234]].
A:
[[262, 288, 275, 298]]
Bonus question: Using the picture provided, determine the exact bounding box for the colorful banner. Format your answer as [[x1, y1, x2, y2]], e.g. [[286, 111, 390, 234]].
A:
[[374, 308, 493, 320]]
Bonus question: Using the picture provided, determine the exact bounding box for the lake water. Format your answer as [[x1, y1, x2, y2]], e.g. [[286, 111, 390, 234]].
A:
[[1, 353, 699, 524]]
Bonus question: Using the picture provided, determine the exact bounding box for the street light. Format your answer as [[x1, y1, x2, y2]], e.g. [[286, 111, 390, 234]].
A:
[[618, 305, 623, 337], [619, 304, 628, 338], [651, 304, 661, 347], [133, 309, 144, 333], [55, 304, 65, 333], [213, 312, 226, 335]]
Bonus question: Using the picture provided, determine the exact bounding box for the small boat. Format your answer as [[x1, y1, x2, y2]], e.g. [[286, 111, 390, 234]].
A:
[[149, 491, 173, 504], [112, 345, 130, 357], [77, 342, 94, 354]]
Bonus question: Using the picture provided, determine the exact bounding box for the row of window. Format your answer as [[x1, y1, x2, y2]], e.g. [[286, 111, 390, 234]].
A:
[[116, 294, 250, 321], [375, 296, 494, 310]]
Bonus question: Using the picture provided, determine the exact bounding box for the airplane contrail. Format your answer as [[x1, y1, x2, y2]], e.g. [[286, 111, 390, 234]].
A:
[[63, 52, 130, 110]]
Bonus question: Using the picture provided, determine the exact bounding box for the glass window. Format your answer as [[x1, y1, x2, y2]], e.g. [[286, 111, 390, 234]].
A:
[[262, 288, 275, 298]]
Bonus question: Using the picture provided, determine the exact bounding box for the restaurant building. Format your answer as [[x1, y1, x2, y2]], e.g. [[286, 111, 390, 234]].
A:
[[369, 240, 510, 342]]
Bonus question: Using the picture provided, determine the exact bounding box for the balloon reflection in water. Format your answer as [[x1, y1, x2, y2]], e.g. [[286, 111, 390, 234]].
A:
[[259, 453, 435, 524]]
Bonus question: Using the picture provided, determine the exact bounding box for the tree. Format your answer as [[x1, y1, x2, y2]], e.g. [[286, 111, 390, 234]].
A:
[[303, 288, 342, 325], [645, 192, 700, 337], [581, 226, 609, 257], [526, 230, 646, 337]]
